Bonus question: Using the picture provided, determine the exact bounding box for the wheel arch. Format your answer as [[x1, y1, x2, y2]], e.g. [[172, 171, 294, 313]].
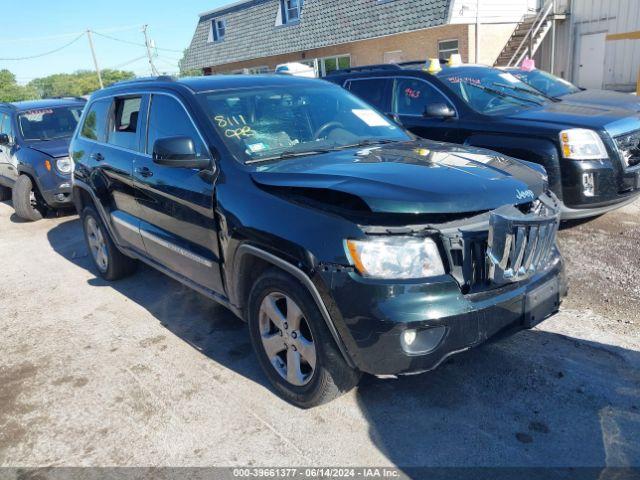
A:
[[231, 243, 357, 369]]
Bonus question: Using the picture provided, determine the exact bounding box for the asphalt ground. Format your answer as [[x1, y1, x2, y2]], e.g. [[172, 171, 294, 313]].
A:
[[1, 198, 639, 471]]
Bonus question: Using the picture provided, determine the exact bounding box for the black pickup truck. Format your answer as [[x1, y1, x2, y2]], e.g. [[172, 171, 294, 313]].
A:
[[327, 63, 640, 219]]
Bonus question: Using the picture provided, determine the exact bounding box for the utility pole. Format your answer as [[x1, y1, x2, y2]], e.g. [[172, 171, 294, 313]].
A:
[[142, 25, 159, 76], [86, 30, 104, 89]]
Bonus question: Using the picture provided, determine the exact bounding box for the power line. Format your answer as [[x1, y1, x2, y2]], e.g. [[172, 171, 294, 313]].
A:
[[0, 32, 85, 61], [90, 30, 183, 53], [107, 55, 148, 70]]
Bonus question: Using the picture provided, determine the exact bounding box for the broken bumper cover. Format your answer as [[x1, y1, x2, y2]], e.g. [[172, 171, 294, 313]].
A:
[[323, 251, 566, 376]]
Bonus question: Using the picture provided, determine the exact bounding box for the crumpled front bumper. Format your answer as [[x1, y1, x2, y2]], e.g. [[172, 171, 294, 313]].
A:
[[321, 253, 566, 376]]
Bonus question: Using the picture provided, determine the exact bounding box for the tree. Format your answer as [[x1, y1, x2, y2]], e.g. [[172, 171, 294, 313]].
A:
[[0, 69, 39, 102], [178, 49, 203, 78], [28, 69, 135, 98]]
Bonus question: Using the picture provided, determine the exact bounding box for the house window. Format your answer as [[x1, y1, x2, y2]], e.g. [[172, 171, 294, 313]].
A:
[[282, 0, 303, 24], [319, 55, 351, 76], [209, 18, 226, 43], [248, 66, 270, 74], [438, 39, 459, 61]]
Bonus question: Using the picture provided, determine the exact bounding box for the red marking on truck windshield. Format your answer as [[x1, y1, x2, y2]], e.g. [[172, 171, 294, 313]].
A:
[[22, 109, 54, 116]]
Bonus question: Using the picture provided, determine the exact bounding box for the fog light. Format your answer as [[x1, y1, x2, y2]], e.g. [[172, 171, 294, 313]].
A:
[[55, 193, 66, 202], [400, 326, 447, 355], [403, 329, 417, 346], [582, 172, 595, 197]]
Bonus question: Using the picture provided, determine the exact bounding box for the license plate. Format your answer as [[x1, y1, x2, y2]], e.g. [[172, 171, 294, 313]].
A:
[[524, 277, 560, 328]]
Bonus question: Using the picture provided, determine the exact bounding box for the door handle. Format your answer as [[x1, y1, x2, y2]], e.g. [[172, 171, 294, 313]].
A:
[[135, 166, 153, 178], [90, 152, 104, 161]]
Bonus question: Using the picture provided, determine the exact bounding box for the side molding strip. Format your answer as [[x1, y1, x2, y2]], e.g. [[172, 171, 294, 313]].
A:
[[139, 228, 215, 268], [236, 244, 356, 369]]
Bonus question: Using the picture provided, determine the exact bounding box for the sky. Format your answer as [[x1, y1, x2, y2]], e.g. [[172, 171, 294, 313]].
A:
[[1, 0, 234, 84]]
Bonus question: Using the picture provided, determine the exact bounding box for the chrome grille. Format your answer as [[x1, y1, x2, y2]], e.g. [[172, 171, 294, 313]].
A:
[[487, 213, 559, 285], [442, 194, 560, 291], [615, 130, 640, 168]]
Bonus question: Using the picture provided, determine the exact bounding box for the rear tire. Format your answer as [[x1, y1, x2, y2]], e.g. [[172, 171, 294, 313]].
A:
[[81, 206, 137, 281], [248, 268, 361, 408], [12, 175, 45, 221], [0, 185, 10, 201]]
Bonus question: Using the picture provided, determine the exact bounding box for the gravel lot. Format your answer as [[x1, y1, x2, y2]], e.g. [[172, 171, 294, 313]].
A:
[[1, 198, 639, 469]]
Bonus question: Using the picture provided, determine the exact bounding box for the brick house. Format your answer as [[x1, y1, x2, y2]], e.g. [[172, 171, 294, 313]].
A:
[[183, 0, 540, 76]]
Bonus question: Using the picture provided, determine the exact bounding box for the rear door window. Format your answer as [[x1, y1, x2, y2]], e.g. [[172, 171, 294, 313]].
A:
[[107, 97, 142, 151], [346, 78, 391, 112], [81, 99, 110, 142], [392, 78, 453, 116]]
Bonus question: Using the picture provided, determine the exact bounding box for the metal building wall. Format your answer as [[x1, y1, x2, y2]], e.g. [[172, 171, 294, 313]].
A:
[[536, 0, 640, 91]]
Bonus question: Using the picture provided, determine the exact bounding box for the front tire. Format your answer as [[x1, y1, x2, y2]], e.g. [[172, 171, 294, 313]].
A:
[[81, 206, 137, 280], [12, 175, 45, 221], [248, 269, 360, 408]]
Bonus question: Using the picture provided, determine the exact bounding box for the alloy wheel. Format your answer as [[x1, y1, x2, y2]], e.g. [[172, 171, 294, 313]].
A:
[[29, 190, 37, 209], [258, 292, 316, 386], [86, 216, 109, 272]]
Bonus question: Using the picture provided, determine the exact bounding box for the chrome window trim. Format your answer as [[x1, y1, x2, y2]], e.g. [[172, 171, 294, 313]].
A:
[[77, 91, 212, 161]]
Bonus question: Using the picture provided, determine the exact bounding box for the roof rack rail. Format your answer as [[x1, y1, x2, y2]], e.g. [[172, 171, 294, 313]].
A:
[[48, 96, 88, 102], [111, 75, 176, 87], [326, 64, 402, 75], [0, 102, 18, 110]]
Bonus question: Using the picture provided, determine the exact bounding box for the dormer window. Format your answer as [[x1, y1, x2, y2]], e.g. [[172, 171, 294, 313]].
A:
[[282, 0, 302, 24], [209, 18, 226, 43]]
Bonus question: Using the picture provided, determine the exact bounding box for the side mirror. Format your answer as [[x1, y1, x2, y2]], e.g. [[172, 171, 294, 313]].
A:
[[152, 136, 210, 169], [0, 133, 11, 146], [424, 103, 456, 119]]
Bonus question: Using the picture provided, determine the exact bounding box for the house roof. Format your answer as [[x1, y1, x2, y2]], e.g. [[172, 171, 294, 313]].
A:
[[184, 0, 452, 70]]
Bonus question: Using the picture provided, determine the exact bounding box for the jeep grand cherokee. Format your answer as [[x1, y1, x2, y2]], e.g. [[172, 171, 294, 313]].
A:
[[70, 75, 566, 407]]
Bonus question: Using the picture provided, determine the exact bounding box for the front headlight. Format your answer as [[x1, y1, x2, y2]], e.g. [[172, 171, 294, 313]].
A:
[[559, 129, 608, 160], [345, 237, 445, 280], [55, 157, 73, 174]]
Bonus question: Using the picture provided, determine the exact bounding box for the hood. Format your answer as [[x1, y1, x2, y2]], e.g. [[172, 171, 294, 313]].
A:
[[23, 138, 71, 158], [562, 89, 640, 113], [251, 141, 547, 215], [505, 101, 640, 132]]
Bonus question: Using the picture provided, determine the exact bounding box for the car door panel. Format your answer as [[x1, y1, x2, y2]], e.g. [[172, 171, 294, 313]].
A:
[[134, 93, 224, 294], [88, 96, 145, 252]]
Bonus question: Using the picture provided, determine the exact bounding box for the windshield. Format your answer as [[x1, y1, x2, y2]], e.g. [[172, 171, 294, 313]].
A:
[[18, 106, 83, 141], [197, 83, 410, 163], [437, 67, 549, 115], [508, 69, 580, 98]]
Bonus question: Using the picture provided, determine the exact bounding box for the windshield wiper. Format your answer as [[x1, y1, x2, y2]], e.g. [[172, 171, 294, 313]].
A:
[[245, 147, 333, 164], [492, 82, 560, 103], [459, 79, 544, 106], [330, 138, 399, 151], [245, 139, 400, 164]]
